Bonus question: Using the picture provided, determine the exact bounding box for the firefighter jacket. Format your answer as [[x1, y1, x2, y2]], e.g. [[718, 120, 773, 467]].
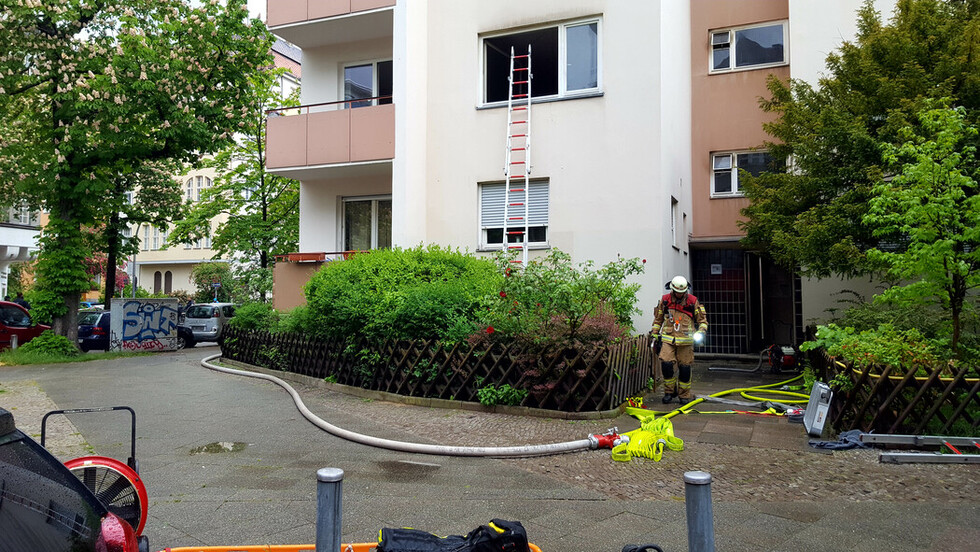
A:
[[650, 292, 708, 346]]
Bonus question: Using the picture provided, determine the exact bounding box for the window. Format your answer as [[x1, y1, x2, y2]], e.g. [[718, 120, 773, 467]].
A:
[[671, 197, 679, 248], [164, 271, 173, 294], [480, 180, 549, 249], [152, 227, 160, 250], [710, 22, 786, 72], [343, 196, 392, 251], [344, 60, 392, 108], [186, 176, 211, 202], [711, 151, 778, 197], [153, 271, 162, 294], [143, 226, 150, 251], [483, 19, 600, 104]]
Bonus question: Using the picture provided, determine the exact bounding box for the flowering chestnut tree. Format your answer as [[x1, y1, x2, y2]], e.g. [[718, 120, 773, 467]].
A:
[[0, 0, 273, 338]]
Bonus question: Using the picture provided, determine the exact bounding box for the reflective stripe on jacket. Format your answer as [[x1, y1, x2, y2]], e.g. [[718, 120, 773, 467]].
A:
[[650, 292, 708, 345]]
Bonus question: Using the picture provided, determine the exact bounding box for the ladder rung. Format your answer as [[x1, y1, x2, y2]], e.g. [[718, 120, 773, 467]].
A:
[[508, 246, 525, 250], [511, 148, 526, 151], [514, 55, 529, 59], [512, 120, 526, 124], [510, 134, 526, 138], [508, 217, 524, 220], [513, 94, 528, 98], [506, 231, 525, 235], [513, 80, 528, 85], [509, 260, 523, 264], [509, 203, 524, 206], [514, 67, 528, 72], [508, 188, 525, 192], [512, 107, 527, 111], [510, 161, 525, 165]]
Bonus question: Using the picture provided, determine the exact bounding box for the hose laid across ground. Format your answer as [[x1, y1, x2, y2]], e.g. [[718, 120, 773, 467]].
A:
[[201, 353, 595, 458]]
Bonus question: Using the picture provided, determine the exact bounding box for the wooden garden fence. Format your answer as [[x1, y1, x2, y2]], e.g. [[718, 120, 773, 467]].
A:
[[220, 327, 657, 413], [808, 350, 980, 435]]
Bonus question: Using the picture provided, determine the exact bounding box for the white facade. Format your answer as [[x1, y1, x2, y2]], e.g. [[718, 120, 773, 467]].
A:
[[274, 0, 693, 328]]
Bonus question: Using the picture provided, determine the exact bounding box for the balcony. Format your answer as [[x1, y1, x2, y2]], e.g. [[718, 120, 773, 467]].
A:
[[267, 0, 394, 49], [266, 99, 395, 180]]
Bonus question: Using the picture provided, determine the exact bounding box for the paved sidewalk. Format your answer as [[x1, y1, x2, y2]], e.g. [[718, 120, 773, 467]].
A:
[[2, 349, 977, 552]]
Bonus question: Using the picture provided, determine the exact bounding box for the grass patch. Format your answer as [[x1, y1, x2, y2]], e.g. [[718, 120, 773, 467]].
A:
[[0, 349, 150, 366]]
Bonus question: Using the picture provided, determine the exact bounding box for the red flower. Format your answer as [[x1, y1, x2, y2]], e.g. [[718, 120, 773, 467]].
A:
[[499, 291, 507, 298], [642, 259, 647, 264], [486, 326, 495, 334]]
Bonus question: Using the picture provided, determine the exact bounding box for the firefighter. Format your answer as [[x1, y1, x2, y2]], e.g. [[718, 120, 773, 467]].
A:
[[650, 276, 708, 404]]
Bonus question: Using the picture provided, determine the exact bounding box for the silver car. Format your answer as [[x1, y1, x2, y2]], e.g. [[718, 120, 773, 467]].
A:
[[183, 303, 236, 342]]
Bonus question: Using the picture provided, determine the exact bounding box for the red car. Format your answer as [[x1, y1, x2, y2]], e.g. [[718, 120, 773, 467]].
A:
[[0, 300, 50, 350]]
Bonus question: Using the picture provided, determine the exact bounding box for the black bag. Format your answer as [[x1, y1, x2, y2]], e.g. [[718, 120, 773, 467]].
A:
[[378, 519, 530, 552]]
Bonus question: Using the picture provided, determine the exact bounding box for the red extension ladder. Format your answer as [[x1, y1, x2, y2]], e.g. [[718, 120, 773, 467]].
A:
[[503, 45, 531, 265]]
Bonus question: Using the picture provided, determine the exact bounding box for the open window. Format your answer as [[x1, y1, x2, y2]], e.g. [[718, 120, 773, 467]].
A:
[[483, 19, 600, 104], [710, 21, 787, 73], [711, 151, 779, 197]]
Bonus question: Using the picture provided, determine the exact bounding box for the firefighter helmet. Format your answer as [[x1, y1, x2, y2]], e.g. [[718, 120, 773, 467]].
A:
[[669, 275, 689, 294]]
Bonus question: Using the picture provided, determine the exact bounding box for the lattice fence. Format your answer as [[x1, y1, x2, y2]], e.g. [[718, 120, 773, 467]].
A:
[[221, 328, 657, 413], [809, 352, 980, 435]]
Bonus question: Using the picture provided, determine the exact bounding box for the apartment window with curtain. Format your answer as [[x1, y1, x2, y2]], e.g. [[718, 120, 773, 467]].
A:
[[343, 196, 392, 251], [479, 180, 549, 249], [343, 60, 393, 108], [482, 18, 600, 104]]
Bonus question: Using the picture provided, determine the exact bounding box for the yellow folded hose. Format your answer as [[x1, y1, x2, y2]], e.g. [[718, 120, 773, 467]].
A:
[[612, 374, 808, 461]]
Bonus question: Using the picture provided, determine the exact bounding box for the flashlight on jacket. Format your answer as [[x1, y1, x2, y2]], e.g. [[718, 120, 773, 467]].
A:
[[693, 331, 705, 344]]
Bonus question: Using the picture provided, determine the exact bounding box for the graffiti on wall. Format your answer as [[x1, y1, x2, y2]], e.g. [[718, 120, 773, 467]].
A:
[[109, 298, 179, 352]]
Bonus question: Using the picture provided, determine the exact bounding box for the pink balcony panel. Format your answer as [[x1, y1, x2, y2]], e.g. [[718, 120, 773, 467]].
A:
[[308, 110, 351, 166], [351, 0, 396, 12], [266, 0, 308, 27], [266, 114, 308, 169], [350, 104, 395, 162], [309, 0, 350, 20]]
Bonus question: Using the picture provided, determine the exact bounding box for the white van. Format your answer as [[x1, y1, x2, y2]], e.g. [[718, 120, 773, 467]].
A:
[[183, 303, 236, 342]]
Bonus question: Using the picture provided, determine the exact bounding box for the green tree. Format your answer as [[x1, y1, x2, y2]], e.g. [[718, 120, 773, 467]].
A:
[[740, 0, 980, 278], [190, 262, 237, 303], [866, 105, 980, 356], [169, 68, 300, 302], [0, 0, 272, 339]]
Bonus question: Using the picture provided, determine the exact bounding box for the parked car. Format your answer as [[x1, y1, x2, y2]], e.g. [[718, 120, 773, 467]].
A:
[[77, 310, 110, 352], [77, 311, 196, 351], [183, 302, 235, 342], [0, 300, 50, 350], [0, 407, 141, 552]]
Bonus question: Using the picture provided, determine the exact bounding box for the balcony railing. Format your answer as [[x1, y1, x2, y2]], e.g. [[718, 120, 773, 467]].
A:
[[266, 97, 395, 170], [268, 0, 395, 28]]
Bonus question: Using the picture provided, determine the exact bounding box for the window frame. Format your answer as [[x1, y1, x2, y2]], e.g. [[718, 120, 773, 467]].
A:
[[478, 180, 550, 251], [710, 150, 777, 198], [341, 59, 393, 108], [709, 20, 788, 74], [341, 194, 392, 251], [480, 17, 602, 106]]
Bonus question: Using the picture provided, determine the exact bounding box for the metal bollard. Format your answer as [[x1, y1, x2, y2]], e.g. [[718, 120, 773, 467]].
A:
[[10, 334, 17, 349], [684, 471, 715, 552], [316, 467, 344, 552]]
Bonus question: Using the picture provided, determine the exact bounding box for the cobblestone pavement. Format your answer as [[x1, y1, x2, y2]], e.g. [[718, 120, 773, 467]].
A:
[[289, 376, 980, 505]]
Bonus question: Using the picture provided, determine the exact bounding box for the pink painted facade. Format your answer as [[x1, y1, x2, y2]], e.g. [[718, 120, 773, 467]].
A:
[[267, 0, 395, 27]]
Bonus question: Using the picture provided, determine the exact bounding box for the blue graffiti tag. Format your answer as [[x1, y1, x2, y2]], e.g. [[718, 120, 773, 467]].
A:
[[122, 301, 179, 342]]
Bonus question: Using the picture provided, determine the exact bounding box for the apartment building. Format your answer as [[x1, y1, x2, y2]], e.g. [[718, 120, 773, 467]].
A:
[[131, 39, 302, 297], [0, 204, 39, 299], [266, 0, 889, 354]]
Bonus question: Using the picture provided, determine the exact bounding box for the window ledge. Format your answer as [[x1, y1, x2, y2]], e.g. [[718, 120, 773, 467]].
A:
[[477, 244, 551, 253], [710, 194, 746, 200], [709, 61, 788, 75], [476, 91, 603, 110]]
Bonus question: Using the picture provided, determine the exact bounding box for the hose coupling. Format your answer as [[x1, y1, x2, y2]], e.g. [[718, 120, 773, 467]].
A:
[[589, 428, 624, 449]]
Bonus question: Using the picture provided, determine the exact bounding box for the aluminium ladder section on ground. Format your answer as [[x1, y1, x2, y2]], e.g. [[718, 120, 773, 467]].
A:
[[504, 45, 531, 266]]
